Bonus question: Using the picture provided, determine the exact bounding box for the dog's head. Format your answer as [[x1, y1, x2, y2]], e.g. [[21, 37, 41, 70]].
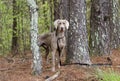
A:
[[54, 19, 69, 32]]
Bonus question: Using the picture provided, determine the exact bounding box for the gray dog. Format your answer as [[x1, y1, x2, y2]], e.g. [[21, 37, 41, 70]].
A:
[[38, 19, 69, 72]]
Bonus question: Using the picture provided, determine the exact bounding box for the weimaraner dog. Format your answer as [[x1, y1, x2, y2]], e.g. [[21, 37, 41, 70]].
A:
[[38, 19, 69, 72]]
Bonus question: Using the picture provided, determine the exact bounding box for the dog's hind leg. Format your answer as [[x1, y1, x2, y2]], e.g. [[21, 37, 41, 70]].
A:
[[51, 50, 56, 72], [42, 44, 49, 63], [45, 46, 49, 63]]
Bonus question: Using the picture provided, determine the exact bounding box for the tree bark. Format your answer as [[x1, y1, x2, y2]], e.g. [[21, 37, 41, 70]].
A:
[[67, 0, 91, 64], [90, 0, 111, 55], [49, 0, 54, 32], [27, 0, 42, 75], [11, 0, 18, 55], [54, 0, 69, 20], [111, 0, 120, 49], [54, 0, 60, 20], [59, 0, 69, 20]]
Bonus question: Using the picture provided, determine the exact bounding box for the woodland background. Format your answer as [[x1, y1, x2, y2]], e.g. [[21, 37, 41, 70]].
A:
[[0, 0, 120, 56], [0, 0, 120, 81]]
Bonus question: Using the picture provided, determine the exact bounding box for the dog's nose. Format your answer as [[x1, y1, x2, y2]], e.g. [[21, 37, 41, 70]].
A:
[[61, 27, 64, 31], [60, 27, 65, 32]]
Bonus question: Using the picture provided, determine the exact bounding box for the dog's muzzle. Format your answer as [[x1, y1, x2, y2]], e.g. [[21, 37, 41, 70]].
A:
[[60, 27, 65, 32]]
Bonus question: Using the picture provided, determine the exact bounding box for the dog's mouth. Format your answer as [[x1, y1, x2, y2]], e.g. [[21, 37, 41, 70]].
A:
[[60, 28, 64, 32]]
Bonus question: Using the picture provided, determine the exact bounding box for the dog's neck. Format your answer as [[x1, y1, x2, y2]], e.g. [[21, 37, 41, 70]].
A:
[[55, 31, 65, 39]]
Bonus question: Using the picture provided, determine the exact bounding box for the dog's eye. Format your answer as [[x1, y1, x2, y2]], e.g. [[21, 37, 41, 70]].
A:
[[59, 22, 61, 24], [63, 23, 65, 24]]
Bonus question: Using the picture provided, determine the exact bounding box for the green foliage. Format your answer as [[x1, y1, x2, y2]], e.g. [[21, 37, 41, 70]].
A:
[[0, 0, 30, 55], [38, 0, 51, 33], [0, 0, 119, 56], [0, 0, 53, 55], [0, 0, 13, 55], [96, 68, 120, 81]]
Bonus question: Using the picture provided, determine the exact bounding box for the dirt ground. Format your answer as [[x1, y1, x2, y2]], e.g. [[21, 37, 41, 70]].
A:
[[0, 49, 120, 81]]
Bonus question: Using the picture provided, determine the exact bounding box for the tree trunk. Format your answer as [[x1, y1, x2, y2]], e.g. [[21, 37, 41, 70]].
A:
[[59, 0, 69, 20], [90, 0, 111, 55], [49, 0, 54, 32], [11, 0, 18, 55], [67, 0, 91, 64], [54, 0, 60, 20], [54, 0, 69, 20], [111, 0, 120, 49], [27, 0, 42, 75]]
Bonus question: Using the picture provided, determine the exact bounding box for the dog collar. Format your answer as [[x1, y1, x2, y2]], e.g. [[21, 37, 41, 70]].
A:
[[57, 36, 64, 40]]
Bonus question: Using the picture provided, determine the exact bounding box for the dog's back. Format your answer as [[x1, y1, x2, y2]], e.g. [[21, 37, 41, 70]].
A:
[[38, 33, 52, 47]]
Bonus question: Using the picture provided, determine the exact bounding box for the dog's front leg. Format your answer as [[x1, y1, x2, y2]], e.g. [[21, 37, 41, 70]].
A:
[[52, 50, 56, 72], [58, 49, 61, 68], [58, 48, 66, 68], [61, 47, 66, 57]]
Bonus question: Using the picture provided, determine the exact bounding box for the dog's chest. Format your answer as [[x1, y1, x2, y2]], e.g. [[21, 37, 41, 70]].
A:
[[57, 38, 66, 48]]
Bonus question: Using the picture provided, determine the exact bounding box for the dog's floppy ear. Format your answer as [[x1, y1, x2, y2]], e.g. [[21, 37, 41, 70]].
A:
[[54, 19, 60, 30], [64, 20, 69, 29]]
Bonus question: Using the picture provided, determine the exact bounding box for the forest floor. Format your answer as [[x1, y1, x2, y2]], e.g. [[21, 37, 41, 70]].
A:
[[0, 49, 120, 81]]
